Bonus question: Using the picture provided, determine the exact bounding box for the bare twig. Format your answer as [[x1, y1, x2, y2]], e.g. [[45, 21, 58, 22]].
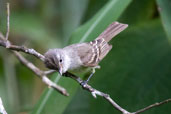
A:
[[0, 33, 5, 40], [14, 52, 69, 96], [0, 97, 7, 114], [0, 9, 69, 96], [63, 72, 131, 114], [133, 99, 171, 114], [0, 33, 68, 96], [5, 3, 10, 40], [44, 70, 56, 75], [63, 72, 171, 114], [0, 42, 45, 61]]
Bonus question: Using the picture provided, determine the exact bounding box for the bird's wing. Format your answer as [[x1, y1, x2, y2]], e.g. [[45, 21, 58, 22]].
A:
[[76, 22, 128, 67], [76, 39, 112, 67], [75, 43, 98, 67]]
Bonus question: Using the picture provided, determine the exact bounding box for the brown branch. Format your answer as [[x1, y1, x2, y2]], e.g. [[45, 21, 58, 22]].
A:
[[133, 99, 171, 114], [63, 72, 131, 114], [14, 52, 69, 96], [0, 4, 68, 96], [0, 33, 69, 96], [63, 72, 171, 114], [43, 60, 171, 114], [0, 41, 45, 61]]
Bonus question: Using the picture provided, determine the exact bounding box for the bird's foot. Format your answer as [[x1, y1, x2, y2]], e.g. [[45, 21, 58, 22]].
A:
[[80, 80, 88, 87]]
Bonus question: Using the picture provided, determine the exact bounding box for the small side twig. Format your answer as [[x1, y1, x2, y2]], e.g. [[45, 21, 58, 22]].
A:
[[133, 98, 171, 114], [5, 3, 10, 40], [0, 97, 7, 114], [44, 70, 56, 75]]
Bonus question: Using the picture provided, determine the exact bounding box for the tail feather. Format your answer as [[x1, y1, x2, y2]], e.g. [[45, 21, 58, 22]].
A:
[[85, 22, 128, 65], [96, 22, 128, 42]]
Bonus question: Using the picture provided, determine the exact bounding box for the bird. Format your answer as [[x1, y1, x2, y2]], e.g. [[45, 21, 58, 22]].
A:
[[44, 22, 128, 85]]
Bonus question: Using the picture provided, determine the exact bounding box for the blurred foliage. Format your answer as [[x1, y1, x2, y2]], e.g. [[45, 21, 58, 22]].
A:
[[156, 0, 171, 43], [0, 0, 171, 114]]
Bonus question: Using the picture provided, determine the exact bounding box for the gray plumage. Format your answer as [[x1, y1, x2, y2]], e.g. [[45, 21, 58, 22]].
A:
[[44, 22, 128, 75]]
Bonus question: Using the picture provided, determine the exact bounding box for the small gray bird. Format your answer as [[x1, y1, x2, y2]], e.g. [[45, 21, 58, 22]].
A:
[[44, 22, 128, 85]]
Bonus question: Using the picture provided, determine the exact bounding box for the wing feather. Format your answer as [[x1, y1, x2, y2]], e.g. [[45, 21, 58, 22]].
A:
[[76, 22, 128, 67]]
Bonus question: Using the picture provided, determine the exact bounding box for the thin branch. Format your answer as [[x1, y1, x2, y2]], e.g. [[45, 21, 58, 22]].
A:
[[63, 72, 131, 114], [0, 32, 133, 113], [44, 70, 56, 75], [0, 41, 45, 61], [14, 52, 68, 96], [0, 25, 69, 96], [0, 97, 7, 114], [133, 99, 171, 114], [5, 3, 10, 40], [0, 32, 5, 40], [63, 72, 171, 114]]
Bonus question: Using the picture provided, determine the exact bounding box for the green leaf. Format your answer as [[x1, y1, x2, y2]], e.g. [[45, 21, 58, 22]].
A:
[[81, 0, 108, 23], [60, 0, 88, 45], [16, 63, 35, 111], [70, 0, 132, 44], [64, 20, 171, 114], [156, 0, 171, 42], [32, 0, 132, 114], [2, 53, 20, 114], [120, 0, 156, 25]]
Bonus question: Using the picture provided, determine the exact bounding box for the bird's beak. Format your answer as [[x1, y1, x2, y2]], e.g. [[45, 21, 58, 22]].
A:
[[59, 64, 63, 75]]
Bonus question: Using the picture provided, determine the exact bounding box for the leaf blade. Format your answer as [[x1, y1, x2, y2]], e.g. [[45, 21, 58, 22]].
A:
[[156, 0, 171, 42]]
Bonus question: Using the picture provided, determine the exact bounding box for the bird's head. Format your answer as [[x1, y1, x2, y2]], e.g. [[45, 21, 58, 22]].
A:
[[44, 49, 69, 75]]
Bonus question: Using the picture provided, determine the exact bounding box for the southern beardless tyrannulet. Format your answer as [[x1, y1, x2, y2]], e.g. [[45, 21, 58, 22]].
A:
[[44, 22, 128, 84]]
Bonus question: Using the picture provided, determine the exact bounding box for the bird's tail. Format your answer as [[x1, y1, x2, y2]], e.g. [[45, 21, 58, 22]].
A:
[[96, 22, 128, 42]]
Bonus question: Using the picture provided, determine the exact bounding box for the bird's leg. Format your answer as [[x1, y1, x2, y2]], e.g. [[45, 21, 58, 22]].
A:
[[81, 65, 100, 86], [86, 65, 100, 82], [81, 72, 94, 87]]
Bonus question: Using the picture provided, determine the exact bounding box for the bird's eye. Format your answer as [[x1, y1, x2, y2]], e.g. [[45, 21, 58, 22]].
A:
[[59, 59, 62, 62]]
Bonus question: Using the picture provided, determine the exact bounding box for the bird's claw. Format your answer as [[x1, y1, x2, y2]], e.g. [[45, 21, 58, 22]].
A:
[[80, 80, 88, 87]]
